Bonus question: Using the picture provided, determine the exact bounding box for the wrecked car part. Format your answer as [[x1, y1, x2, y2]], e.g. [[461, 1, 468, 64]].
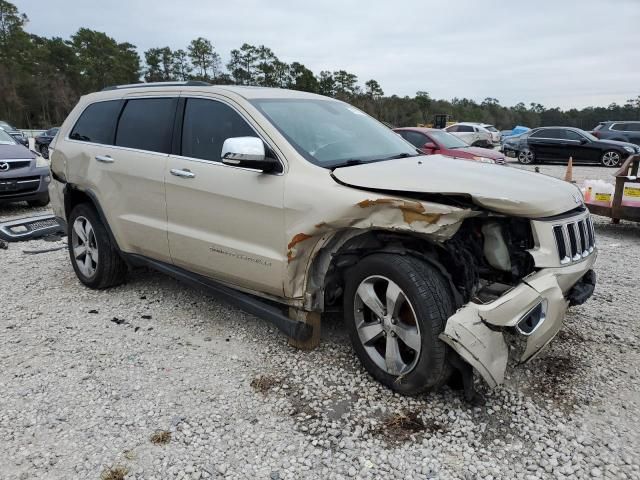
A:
[[481, 222, 511, 271], [567, 270, 596, 306], [0, 214, 64, 242]]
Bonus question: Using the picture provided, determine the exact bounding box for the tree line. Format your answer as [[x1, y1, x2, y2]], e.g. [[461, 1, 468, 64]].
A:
[[1, 0, 638, 130]]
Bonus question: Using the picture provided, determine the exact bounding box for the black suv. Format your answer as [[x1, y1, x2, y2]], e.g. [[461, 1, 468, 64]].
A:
[[502, 126, 640, 167], [592, 121, 640, 146]]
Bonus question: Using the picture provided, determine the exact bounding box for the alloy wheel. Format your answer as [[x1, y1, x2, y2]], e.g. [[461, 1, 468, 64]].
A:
[[353, 275, 421, 376], [601, 151, 620, 167], [518, 150, 534, 164], [71, 216, 98, 278], [41, 145, 49, 159]]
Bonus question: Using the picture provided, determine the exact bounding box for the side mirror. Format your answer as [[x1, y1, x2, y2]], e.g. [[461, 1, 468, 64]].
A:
[[423, 142, 437, 151], [221, 137, 279, 173], [580, 138, 588, 144]]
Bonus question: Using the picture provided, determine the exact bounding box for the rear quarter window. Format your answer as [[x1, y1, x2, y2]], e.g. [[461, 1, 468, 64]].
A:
[[69, 100, 123, 145]]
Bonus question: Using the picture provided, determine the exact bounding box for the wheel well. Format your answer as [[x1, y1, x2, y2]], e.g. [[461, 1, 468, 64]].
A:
[[306, 230, 463, 313], [64, 185, 94, 218]]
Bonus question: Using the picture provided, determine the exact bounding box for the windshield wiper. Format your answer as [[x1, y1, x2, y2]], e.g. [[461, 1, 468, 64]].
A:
[[377, 152, 421, 160], [325, 159, 368, 169]]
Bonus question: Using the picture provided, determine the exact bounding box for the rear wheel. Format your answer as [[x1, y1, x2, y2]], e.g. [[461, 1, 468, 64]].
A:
[[601, 150, 621, 167], [518, 149, 535, 164], [343, 254, 454, 394], [68, 203, 127, 289]]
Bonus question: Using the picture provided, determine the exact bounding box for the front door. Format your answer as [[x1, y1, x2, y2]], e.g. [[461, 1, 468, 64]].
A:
[[165, 97, 286, 296]]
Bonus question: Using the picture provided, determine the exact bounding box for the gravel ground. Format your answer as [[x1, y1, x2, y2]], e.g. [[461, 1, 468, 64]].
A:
[[1, 164, 639, 480]]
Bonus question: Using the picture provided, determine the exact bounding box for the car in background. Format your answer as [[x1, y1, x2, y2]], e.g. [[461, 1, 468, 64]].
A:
[[0, 128, 51, 207], [35, 127, 59, 159], [394, 127, 506, 164], [502, 126, 640, 167], [591, 121, 640, 146], [0, 121, 28, 147], [444, 122, 499, 147]]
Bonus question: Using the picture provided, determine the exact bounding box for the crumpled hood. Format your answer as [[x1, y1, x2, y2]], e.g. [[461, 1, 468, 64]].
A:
[[332, 155, 582, 218], [0, 144, 34, 160]]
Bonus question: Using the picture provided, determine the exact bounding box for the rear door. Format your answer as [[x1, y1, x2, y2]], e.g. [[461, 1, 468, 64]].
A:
[[164, 95, 286, 296], [65, 96, 175, 261]]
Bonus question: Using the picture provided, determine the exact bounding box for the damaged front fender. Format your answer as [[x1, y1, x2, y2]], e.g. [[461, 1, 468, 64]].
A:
[[285, 193, 478, 301]]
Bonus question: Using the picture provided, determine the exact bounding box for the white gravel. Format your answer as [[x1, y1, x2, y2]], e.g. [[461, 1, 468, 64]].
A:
[[1, 164, 639, 479]]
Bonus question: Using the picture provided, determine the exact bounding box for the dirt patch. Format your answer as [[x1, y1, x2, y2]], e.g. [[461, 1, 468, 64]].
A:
[[250, 375, 282, 394], [374, 410, 445, 443], [534, 355, 579, 398], [150, 430, 171, 445], [100, 466, 129, 480]]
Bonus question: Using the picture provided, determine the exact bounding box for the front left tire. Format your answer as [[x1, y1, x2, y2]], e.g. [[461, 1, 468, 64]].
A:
[[343, 253, 454, 395], [601, 150, 622, 167]]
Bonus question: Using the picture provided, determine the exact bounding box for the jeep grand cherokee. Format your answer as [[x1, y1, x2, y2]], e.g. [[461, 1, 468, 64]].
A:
[[48, 82, 596, 398]]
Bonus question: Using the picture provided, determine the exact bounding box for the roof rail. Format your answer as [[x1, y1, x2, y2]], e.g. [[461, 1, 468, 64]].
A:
[[101, 81, 211, 91]]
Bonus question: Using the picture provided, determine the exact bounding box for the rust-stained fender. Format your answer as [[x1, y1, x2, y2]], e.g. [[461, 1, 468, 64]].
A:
[[285, 193, 478, 302]]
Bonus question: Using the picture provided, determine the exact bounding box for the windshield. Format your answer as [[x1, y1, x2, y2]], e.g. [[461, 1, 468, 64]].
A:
[[426, 130, 470, 149], [251, 99, 418, 168], [0, 128, 16, 145], [483, 125, 498, 132]]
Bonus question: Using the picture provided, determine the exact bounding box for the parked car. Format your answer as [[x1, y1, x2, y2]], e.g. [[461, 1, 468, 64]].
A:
[[444, 122, 499, 147], [49, 82, 596, 399], [591, 121, 640, 146], [394, 127, 506, 164], [0, 121, 28, 147], [502, 126, 640, 166], [34, 127, 59, 159], [0, 128, 51, 207]]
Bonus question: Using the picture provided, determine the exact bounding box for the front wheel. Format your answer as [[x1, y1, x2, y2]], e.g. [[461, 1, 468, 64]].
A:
[[601, 150, 621, 167], [68, 203, 127, 289], [343, 254, 454, 395], [518, 149, 535, 164], [40, 144, 49, 159]]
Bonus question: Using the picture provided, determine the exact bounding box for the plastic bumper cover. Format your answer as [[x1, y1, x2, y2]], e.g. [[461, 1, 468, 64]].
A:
[[440, 253, 597, 387]]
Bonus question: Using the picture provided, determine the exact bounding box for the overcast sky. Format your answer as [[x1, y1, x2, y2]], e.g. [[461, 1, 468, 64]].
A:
[[15, 0, 640, 109]]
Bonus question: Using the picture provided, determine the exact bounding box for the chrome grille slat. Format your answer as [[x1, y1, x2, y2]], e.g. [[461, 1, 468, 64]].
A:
[[552, 214, 596, 265]]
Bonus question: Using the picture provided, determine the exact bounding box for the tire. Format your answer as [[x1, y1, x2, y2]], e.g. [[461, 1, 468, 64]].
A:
[[343, 253, 454, 395], [601, 150, 621, 167], [67, 203, 127, 289], [518, 149, 535, 164], [40, 144, 49, 159], [27, 194, 50, 207]]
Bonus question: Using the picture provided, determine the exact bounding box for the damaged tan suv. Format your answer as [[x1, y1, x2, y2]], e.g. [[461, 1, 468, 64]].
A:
[[49, 82, 596, 400]]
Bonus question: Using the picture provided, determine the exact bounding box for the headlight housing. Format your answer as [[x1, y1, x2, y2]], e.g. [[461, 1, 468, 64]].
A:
[[35, 155, 49, 168], [472, 156, 495, 164]]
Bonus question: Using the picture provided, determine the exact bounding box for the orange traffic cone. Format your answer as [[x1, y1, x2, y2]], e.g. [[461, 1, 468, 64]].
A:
[[564, 156, 574, 182]]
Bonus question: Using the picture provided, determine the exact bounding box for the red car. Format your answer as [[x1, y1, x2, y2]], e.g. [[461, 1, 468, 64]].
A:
[[393, 127, 506, 164]]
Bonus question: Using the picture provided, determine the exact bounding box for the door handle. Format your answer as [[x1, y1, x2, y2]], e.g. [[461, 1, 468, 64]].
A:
[[170, 168, 195, 178], [95, 155, 114, 163]]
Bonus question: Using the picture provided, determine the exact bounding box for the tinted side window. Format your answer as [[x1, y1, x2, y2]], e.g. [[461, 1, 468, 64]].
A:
[[403, 131, 428, 148], [181, 98, 256, 161], [531, 128, 564, 139], [565, 130, 584, 141], [610, 123, 625, 131], [115, 98, 176, 153], [627, 123, 640, 132], [446, 125, 458, 132], [70, 100, 122, 144], [458, 125, 474, 132]]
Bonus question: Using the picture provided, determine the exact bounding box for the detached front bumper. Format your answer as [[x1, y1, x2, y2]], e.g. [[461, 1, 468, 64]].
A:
[[440, 253, 597, 387]]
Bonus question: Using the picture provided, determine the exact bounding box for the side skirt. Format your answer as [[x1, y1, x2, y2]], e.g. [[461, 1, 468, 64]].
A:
[[124, 253, 313, 342]]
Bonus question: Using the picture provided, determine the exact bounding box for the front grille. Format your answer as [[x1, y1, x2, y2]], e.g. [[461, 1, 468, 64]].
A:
[[0, 176, 40, 197], [0, 160, 31, 171], [552, 215, 595, 264]]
